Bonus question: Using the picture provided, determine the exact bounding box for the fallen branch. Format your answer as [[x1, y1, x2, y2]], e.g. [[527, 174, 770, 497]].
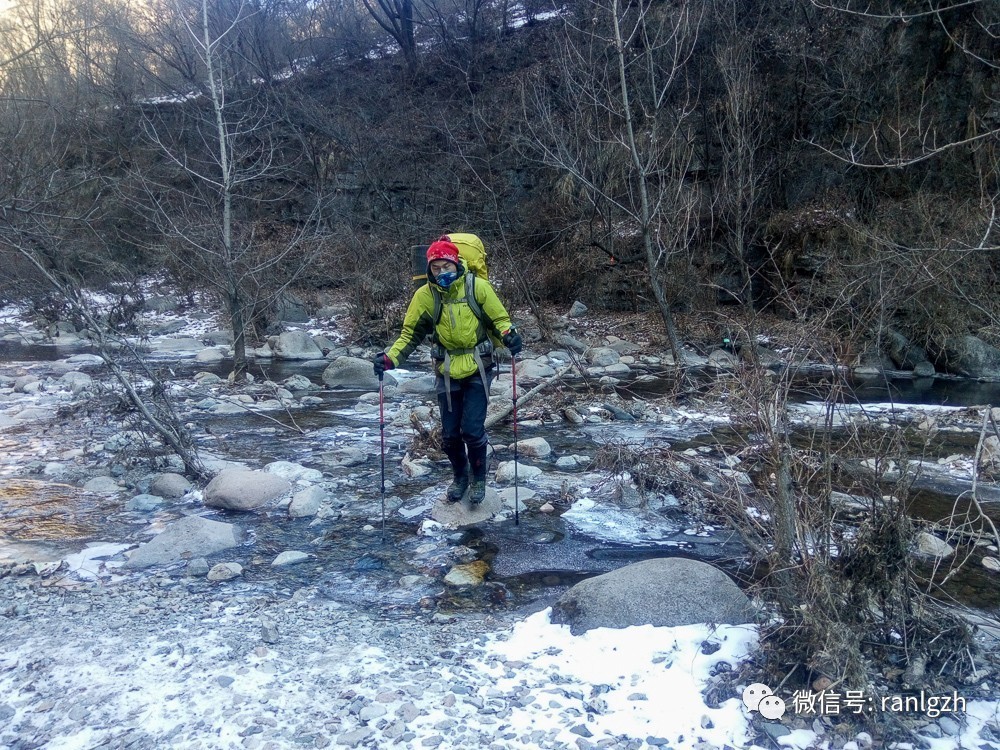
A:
[[485, 365, 571, 429]]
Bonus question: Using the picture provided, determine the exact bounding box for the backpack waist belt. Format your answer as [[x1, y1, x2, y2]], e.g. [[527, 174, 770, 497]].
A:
[[436, 340, 493, 412]]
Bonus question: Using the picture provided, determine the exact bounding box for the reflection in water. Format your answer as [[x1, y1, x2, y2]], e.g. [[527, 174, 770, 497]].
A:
[[0, 479, 119, 540]]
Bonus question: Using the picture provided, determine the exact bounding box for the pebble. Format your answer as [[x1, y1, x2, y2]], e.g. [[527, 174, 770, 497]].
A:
[[358, 705, 386, 722]]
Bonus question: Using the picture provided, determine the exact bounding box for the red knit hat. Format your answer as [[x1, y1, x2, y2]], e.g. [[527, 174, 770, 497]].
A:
[[426, 237, 460, 265]]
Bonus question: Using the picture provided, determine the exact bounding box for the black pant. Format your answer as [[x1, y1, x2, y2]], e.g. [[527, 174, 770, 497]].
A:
[[437, 372, 490, 481]]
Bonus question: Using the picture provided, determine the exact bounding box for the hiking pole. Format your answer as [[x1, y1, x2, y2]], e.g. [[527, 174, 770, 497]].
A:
[[512, 353, 520, 526], [378, 370, 386, 542]]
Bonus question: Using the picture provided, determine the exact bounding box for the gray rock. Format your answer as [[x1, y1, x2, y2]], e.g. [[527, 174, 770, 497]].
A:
[[359, 704, 387, 722], [272, 331, 324, 360], [148, 337, 205, 355], [515, 437, 551, 458], [556, 334, 589, 353], [556, 455, 590, 470], [59, 371, 93, 393], [603, 363, 632, 377], [144, 295, 181, 312], [13, 375, 39, 393], [125, 494, 164, 512], [202, 330, 234, 345], [209, 401, 248, 415], [937, 716, 961, 736], [568, 301, 588, 318], [65, 353, 104, 367], [495, 461, 542, 484], [915, 532, 955, 559], [271, 551, 312, 567], [708, 349, 738, 368], [431, 488, 503, 526], [913, 361, 936, 378], [586, 347, 620, 367], [934, 335, 1000, 379], [551, 558, 755, 635], [194, 348, 226, 363], [186, 558, 210, 576], [322, 356, 395, 390], [514, 359, 556, 380], [887, 330, 934, 372], [981, 436, 1000, 473], [126, 516, 243, 569], [312, 335, 338, 354], [497, 486, 538, 505], [605, 336, 642, 354], [321, 446, 368, 468], [289, 486, 325, 518], [203, 468, 291, 511], [83, 476, 122, 494], [264, 460, 323, 483], [282, 374, 316, 391], [207, 562, 243, 581], [13, 406, 54, 423], [150, 472, 193, 499], [337, 728, 374, 747], [149, 319, 186, 336]]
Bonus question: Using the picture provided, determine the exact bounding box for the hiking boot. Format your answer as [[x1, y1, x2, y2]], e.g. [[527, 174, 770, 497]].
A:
[[468, 480, 486, 507], [446, 473, 469, 503]]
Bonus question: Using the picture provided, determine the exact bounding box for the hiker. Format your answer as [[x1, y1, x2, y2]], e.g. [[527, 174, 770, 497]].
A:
[[373, 236, 522, 506]]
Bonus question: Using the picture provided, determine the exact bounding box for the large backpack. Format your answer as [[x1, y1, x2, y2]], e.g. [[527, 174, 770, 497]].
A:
[[418, 233, 502, 405], [410, 233, 493, 338]]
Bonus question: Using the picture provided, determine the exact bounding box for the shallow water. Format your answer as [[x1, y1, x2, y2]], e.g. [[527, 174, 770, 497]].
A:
[[2, 344, 998, 618]]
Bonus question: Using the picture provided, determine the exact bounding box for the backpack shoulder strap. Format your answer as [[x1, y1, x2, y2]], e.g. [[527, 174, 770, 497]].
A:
[[465, 273, 485, 327], [431, 284, 442, 329]]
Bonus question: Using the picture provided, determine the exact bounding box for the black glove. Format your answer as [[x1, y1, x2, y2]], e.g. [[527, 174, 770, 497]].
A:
[[502, 329, 523, 356], [373, 352, 394, 377]]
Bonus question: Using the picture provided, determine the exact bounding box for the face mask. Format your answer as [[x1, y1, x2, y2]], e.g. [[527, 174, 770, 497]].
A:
[[435, 270, 458, 288]]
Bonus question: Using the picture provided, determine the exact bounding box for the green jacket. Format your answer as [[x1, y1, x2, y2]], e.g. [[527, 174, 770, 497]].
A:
[[387, 271, 513, 380]]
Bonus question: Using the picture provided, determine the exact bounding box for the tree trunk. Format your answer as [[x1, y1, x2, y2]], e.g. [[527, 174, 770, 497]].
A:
[[229, 291, 247, 382], [611, 0, 684, 365]]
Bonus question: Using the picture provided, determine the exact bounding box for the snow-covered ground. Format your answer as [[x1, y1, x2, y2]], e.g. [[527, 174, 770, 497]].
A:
[[3, 591, 998, 750]]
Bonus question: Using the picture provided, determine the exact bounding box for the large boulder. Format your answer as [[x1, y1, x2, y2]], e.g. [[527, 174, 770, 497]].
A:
[[288, 486, 325, 518], [150, 472, 194, 499], [322, 356, 396, 389], [551, 558, 755, 635], [203, 468, 291, 511], [125, 515, 243, 568], [272, 331, 324, 360], [886, 331, 934, 374], [934, 335, 1000, 379]]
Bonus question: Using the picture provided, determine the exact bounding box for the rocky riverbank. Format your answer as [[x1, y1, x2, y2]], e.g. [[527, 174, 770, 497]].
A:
[[3, 294, 1000, 750]]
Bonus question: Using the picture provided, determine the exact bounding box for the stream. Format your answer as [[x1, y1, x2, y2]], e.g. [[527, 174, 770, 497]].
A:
[[1, 341, 999, 622]]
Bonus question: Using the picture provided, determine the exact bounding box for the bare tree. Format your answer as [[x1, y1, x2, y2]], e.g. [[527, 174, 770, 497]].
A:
[[0, 0, 206, 476], [359, 0, 417, 71], [127, 0, 324, 381], [709, 0, 775, 315], [523, 0, 705, 364]]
